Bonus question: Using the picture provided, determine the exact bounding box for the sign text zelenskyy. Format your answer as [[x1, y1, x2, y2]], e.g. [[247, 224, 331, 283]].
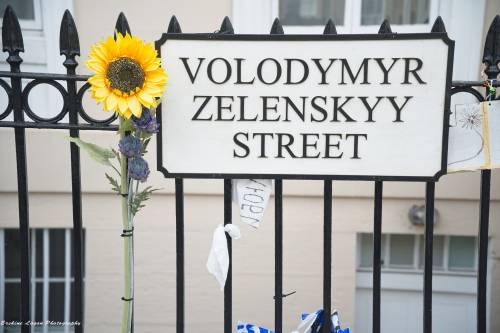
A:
[[156, 34, 454, 180]]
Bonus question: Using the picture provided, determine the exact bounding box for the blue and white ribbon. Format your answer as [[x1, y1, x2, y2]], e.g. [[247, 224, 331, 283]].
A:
[[237, 309, 350, 333], [236, 321, 274, 333]]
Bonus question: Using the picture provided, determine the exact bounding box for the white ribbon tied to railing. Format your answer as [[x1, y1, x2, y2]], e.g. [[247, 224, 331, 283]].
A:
[[206, 223, 241, 290]]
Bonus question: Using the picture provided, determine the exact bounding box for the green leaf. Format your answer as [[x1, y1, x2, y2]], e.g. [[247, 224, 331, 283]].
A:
[[111, 149, 121, 163], [105, 173, 121, 193], [141, 137, 151, 154], [130, 186, 159, 216], [67, 137, 115, 166]]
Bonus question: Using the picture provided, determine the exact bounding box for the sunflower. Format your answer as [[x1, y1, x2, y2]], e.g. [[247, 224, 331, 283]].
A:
[[86, 33, 167, 119]]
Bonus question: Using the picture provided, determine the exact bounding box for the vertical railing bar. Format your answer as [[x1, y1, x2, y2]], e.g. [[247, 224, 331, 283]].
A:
[[477, 14, 498, 330], [323, 180, 332, 333], [214, 17, 235, 331], [223, 178, 233, 333], [321, 19, 336, 332], [42, 230, 49, 333], [64, 229, 72, 333], [423, 182, 435, 333], [477, 169, 490, 333], [14, 75, 31, 333], [30, 230, 36, 321], [269, 18, 284, 332], [0, 230, 5, 333], [371, 21, 392, 333], [372, 180, 383, 333], [175, 178, 185, 333], [3, 7, 31, 332], [60, 10, 84, 333], [275, 179, 283, 333]]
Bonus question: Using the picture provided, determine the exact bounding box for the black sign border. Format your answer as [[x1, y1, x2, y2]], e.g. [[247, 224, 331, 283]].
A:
[[155, 33, 454, 182]]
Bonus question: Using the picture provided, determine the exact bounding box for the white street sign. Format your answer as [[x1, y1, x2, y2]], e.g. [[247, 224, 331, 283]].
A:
[[157, 35, 454, 180]]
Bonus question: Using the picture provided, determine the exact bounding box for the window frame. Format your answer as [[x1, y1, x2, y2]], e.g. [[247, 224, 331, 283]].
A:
[[0, 228, 78, 333], [270, 0, 438, 34], [356, 233, 478, 276], [351, 0, 439, 33], [271, 0, 353, 34], [0, 0, 43, 30]]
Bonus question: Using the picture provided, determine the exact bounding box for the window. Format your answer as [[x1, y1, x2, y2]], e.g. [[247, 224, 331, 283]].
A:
[[280, 0, 345, 26], [361, 0, 430, 26], [0, 0, 42, 30], [388, 234, 414, 268], [0, 229, 85, 333], [358, 233, 477, 273], [448, 236, 476, 271]]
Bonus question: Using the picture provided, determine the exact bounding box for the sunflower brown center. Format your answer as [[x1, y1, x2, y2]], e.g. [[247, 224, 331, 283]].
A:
[[107, 57, 145, 93]]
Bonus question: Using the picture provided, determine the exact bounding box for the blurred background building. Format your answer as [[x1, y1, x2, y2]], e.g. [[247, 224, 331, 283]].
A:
[[0, 0, 499, 332]]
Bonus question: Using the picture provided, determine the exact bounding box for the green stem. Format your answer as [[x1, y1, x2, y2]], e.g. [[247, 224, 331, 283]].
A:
[[119, 117, 132, 333]]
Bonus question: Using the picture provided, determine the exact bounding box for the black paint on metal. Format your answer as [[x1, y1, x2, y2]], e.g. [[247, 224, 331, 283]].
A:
[[175, 178, 185, 333], [423, 182, 435, 333], [223, 178, 233, 333], [60, 9, 84, 333], [477, 16, 498, 333], [322, 18, 337, 333], [372, 181, 383, 333], [2, 6, 30, 333]]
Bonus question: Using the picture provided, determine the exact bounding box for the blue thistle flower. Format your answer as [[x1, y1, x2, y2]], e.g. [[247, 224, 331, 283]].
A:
[[128, 157, 150, 182], [119, 135, 142, 158], [131, 109, 159, 133]]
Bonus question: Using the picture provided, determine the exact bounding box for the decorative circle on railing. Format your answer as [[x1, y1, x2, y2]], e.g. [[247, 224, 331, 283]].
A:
[[77, 82, 118, 125], [22, 79, 69, 123], [450, 87, 485, 102], [0, 78, 13, 120]]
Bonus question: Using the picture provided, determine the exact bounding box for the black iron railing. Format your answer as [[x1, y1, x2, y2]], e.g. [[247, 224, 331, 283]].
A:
[[0, 4, 499, 333]]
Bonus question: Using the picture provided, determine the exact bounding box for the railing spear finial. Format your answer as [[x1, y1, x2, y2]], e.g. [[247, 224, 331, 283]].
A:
[[115, 12, 131, 37], [483, 15, 500, 79], [219, 16, 234, 34], [431, 16, 446, 33], [167, 15, 182, 33], [378, 19, 392, 34], [2, 5, 24, 66], [323, 18, 337, 35], [60, 10, 80, 69], [270, 18, 284, 35]]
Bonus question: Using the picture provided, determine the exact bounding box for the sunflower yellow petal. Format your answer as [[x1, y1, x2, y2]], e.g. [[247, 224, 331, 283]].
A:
[[105, 93, 119, 111], [127, 96, 142, 117], [145, 62, 160, 72], [90, 45, 109, 64], [142, 84, 164, 96], [146, 69, 168, 83], [86, 60, 106, 74], [103, 37, 119, 58], [94, 87, 110, 99], [88, 75, 106, 88], [122, 109, 133, 119], [137, 91, 155, 107], [118, 97, 129, 115], [137, 46, 157, 67]]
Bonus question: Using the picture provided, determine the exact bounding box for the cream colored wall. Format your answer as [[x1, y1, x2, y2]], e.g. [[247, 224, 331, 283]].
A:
[[0, 0, 499, 332]]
